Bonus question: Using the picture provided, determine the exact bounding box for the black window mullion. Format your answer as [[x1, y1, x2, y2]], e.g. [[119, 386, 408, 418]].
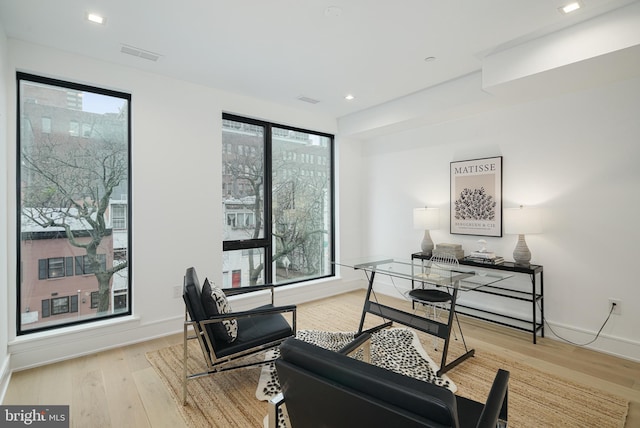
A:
[[223, 239, 269, 251], [264, 123, 273, 284], [329, 134, 336, 277]]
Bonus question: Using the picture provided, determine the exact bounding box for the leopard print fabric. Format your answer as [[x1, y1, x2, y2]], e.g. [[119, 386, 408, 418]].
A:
[[260, 328, 453, 401], [369, 328, 451, 388]]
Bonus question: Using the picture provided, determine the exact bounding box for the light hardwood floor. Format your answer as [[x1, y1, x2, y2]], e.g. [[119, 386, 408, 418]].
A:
[[3, 290, 640, 427]]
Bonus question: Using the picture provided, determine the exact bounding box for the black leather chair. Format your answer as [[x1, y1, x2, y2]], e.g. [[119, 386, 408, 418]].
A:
[[182, 267, 296, 405], [271, 337, 509, 428]]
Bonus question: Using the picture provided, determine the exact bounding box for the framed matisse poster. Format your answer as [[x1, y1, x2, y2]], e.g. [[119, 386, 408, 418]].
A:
[[450, 156, 502, 237]]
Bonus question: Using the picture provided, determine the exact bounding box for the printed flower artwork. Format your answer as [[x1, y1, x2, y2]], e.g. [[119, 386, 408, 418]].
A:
[[454, 186, 496, 220]]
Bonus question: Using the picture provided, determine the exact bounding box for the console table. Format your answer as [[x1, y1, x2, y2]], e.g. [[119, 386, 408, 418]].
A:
[[412, 252, 544, 344]]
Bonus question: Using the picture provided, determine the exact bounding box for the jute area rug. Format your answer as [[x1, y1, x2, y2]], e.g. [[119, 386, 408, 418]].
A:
[[146, 331, 629, 428]]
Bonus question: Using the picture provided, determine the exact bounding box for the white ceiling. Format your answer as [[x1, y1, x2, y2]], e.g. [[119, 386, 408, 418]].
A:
[[0, 0, 637, 119]]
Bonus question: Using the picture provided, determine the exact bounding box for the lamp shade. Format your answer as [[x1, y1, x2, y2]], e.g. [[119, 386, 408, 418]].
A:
[[413, 207, 439, 230], [504, 206, 542, 235]]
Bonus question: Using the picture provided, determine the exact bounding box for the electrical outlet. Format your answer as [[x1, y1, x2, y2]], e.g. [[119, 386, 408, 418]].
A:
[[173, 285, 182, 299], [609, 298, 622, 315]]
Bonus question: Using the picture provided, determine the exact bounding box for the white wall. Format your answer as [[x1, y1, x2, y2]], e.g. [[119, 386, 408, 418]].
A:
[[347, 73, 640, 361], [334, 3, 640, 361], [3, 39, 364, 371], [0, 22, 11, 399]]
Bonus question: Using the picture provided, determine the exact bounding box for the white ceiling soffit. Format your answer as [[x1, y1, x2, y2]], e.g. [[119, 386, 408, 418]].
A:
[[338, 1, 640, 139], [482, 1, 640, 95]]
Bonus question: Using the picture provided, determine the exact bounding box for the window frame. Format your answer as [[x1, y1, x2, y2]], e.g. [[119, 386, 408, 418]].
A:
[[222, 113, 335, 287], [16, 72, 133, 335]]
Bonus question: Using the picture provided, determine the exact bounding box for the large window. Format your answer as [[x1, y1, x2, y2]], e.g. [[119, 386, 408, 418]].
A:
[[17, 73, 132, 334], [222, 114, 334, 287]]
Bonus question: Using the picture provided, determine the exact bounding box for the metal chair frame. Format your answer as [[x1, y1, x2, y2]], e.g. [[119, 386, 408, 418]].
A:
[[182, 274, 296, 405]]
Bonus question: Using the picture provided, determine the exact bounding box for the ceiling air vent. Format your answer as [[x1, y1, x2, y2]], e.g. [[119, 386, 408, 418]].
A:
[[120, 44, 161, 62], [296, 96, 320, 104]]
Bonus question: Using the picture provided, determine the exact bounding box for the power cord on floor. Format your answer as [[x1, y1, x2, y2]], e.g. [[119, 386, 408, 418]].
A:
[[538, 300, 614, 346]]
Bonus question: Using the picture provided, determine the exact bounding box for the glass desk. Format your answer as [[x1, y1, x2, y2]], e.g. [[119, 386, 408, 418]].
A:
[[337, 257, 513, 375]]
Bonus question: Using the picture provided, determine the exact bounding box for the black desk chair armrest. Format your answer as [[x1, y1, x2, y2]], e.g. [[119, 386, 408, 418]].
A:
[[337, 332, 371, 355], [337, 332, 373, 363], [223, 284, 276, 297], [199, 304, 296, 323], [268, 392, 287, 428], [222, 283, 281, 306], [476, 368, 509, 428]]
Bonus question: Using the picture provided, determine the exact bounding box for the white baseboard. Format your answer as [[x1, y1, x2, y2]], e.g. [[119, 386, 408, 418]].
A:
[[8, 315, 184, 372], [544, 321, 640, 362]]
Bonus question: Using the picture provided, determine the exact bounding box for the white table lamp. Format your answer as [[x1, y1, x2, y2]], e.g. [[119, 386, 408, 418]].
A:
[[413, 207, 439, 256], [504, 205, 542, 265]]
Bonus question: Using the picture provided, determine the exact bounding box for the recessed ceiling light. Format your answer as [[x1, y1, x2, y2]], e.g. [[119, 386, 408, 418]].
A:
[[86, 12, 106, 25], [559, 2, 581, 14], [345, 94, 355, 101]]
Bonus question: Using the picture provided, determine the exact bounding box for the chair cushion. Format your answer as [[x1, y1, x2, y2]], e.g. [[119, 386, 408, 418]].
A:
[[409, 288, 452, 303], [214, 305, 293, 358], [201, 278, 238, 343]]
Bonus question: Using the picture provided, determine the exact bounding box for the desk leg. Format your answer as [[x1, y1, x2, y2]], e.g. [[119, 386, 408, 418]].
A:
[[439, 286, 457, 372], [438, 284, 475, 376], [357, 270, 376, 335]]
